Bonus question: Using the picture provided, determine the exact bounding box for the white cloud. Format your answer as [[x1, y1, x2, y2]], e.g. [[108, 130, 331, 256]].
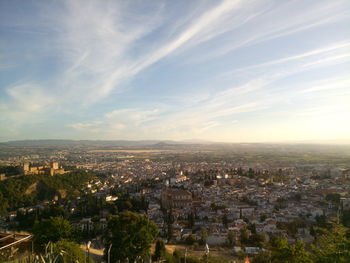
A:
[[227, 41, 350, 73], [6, 84, 53, 112], [105, 108, 159, 125], [299, 76, 350, 94], [68, 121, 102, 131], [194, 0, 349, 61], [0, 84, 55, 124]]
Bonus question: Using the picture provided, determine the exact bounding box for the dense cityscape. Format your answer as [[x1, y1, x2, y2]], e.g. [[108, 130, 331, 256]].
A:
[[0, 141, 349, 262]]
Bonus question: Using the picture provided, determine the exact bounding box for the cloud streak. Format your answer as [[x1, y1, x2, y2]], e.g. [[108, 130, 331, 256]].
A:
[[1, 0, 350, 141]]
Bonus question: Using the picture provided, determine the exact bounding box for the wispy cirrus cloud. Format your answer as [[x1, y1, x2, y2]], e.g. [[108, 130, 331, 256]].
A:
[[1, 83, 55, 120], [189, 0, 350, 62], [1, 0, 350, 141]]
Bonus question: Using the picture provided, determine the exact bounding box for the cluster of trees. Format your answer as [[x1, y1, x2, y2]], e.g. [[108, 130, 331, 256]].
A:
[[31, 211, 226, 263], [74, 191, 148, 220], [30, 216, 94, 263], [252, 223, 350, 263], [11, 190, 150, 234], [105, 211, 158, 262], [0, 165, 21, 176], [240, 227, 266, 248], [22, 210, 350, 263], [15, 204, 67, 230], [31, 212, 158, 263], [0, 170, 95, 214]]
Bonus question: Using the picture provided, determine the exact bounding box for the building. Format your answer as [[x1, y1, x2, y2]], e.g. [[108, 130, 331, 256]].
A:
[[169, 171, 188, 185], [161, 188, 192, 209], [23, 163, 30, 174], [52, 161, 59, 170], [22, 161, 66, 176]]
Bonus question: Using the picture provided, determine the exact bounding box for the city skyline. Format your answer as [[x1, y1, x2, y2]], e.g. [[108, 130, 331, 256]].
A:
[[1, 0, 350, 143]]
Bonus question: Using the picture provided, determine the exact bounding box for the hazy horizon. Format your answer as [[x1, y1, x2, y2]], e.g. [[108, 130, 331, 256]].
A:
[[1, 0, 350, 142], [2, 138, 350, 146]]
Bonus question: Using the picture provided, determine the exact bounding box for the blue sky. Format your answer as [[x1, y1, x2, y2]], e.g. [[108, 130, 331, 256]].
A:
[[0, 0, 350, 142]]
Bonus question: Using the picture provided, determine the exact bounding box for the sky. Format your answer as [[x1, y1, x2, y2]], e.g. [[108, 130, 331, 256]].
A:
[[0, 0, 350, 143]]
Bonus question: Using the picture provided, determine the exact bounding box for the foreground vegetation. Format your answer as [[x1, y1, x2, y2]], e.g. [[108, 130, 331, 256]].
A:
[[1, 212, 348, 263]]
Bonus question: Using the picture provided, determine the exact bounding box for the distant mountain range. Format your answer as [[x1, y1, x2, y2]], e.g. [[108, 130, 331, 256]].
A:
[[0, 139, 217, 150], [1, 139, 350, 148]]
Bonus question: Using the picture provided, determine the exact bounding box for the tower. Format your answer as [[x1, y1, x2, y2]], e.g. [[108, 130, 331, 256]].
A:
[[23, 162, 30, 174], [52, 161, 59, 170]]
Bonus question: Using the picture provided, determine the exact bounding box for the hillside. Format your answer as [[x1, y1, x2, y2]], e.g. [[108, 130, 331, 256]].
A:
[[0, 170, 95, 214]]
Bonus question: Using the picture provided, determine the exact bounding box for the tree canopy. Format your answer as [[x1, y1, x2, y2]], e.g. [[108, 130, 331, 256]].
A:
[[0, 170, 95, 214], [312, 223, 350, 263], [104, 211, 158, 262], [33, 217, 75, 246]]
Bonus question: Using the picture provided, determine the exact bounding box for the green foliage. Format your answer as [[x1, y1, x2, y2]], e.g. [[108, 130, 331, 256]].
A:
[[253, 222, 350, 263], [200, 228, 208, 245], [227, 230, 236, 246], [210, 203, 228, 211], [277, 220, 307, 236], [0, 170, 94, 214], [104, 211, 158, 262], [270, 236, 313, 263], [314, 215, 329, 228], [312, 224, 350, 263], [342, 209, 350, 227], [1, 241, 92, 263], [260, 214, 268, 222], [160, 251, 226, 263], [325, 193, 341, 205], [114, 194, 148, 213], [153, 239, 166, 261], [252, 251, 272, 263], [0, 192, 9, 214], [185, 234, 196, 245], [52, 240, 93, 263], [33, 217, 75, 247], [187, 212, 195, 228], [0, 166, 21, 176], [222, 214, 228, 227], [249, 233, 266, 248], [240, 227, 250, 245]]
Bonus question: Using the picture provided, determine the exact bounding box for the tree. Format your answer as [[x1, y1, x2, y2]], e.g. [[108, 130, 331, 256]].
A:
[[153, 239, 166, 261], [260, 214, 268, 222], [249, 233, 266, 248], [105, 211, 158, 262], [200, 228, 208, 245], [240, 227, 250, 245], [342, 209, 350, 227], [326, 193, 341, 205], [188, 212, 195, 228], [270, 236, 313, 263], [248, 223, 257, 234], [33, 217, 74, 246], [222, 214, 228, 228], [312, 223, 350, 263], [252, 251, 272, 263], [227, 230, 236, 246], [0, 192, 9, 214], [185, 234, 196, 245]]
